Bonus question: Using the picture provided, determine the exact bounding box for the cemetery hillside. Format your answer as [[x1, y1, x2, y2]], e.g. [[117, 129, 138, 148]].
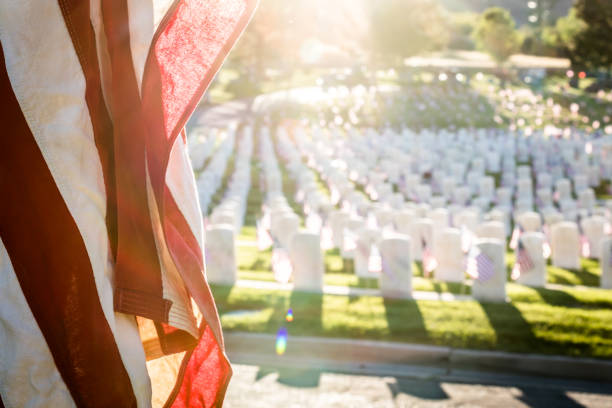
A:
[[191, 0, 612, 405]]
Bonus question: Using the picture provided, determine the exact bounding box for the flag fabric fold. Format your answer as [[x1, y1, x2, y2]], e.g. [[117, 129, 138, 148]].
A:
[[0, 0, 256, 406]]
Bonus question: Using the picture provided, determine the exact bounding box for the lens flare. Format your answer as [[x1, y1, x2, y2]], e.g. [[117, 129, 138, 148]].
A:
[[275, 327, 288, 355], [286, 308, 294, 322]]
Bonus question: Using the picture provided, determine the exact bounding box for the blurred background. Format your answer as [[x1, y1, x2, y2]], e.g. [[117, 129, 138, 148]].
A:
[[187, 2, 612, 406], [203, 0, 611, 134]]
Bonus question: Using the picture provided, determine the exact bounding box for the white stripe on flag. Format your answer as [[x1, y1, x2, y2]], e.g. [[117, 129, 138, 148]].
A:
[[0, 0, 150, 404]]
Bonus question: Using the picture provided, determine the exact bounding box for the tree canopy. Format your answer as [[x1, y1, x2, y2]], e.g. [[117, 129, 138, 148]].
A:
[[472, 7, 520, 64], [572, 0, 612, 71]]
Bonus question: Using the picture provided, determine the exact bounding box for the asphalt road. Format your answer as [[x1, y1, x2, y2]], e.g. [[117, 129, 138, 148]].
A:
[[225, 363, 612, 408]]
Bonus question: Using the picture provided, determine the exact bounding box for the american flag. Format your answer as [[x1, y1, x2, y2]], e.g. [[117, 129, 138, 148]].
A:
[[577, 216, 591, 258], [257, 218, 274, 250], [461, 225, 474, 253], [580, 234, 591, 258], [272, 247, 293, 284], [509, 224, 523, 250], [0, 1, 256, 406], [368, 244, 383, 274], [422, 237, 438, 276], [467, 248, 495, 282], [512, 240, 534, 280]]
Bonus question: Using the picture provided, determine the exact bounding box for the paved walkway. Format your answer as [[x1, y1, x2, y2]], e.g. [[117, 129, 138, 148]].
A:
[[225, 363, 612, 408]]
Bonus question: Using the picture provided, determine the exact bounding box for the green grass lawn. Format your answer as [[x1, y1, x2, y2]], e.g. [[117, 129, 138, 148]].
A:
[[224, 235, 612, 359], [212, 283, 612, 359]]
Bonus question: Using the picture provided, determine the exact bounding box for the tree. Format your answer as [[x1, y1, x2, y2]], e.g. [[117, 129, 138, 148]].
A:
[[572, 0, 612, 74], [369, 0, 449, 66], [472, 7, 520, 64], [542, 7, 587, 66]]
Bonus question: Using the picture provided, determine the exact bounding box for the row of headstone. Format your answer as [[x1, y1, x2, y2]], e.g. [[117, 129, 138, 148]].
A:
[[260, 127, 325, 292], [205, 126, 253, 285], [195, 125, 237, 214], [188, 126, 223, 171], [280, 123, 612, 294]]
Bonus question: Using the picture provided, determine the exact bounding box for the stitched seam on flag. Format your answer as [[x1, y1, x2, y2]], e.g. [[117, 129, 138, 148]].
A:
[[146, 162, 199, 339], [101, 0, 167, 324]]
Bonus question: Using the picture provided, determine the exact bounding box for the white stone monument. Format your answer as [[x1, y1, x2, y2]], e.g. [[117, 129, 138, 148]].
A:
[[379, 235, 413, 298], [600, 237, 612, 289], [433, 228, 465, 283], [290, 231, 324, 291], [204, 225, 236, 285], [471, 239, 506, 303], [515, 232, 547, 287], [550, 221, 581, 269]]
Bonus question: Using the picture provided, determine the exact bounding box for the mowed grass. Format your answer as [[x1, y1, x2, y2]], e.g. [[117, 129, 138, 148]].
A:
[[224, 235, 612, 359], [212, 283, 612, 359]]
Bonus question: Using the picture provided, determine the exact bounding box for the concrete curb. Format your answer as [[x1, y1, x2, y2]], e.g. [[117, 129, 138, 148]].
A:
[[225, 332, 612, 383]]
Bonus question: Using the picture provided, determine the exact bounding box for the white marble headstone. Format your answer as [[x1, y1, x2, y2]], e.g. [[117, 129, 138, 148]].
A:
[[205, 225, 236, 285], [290, 231, 324, 292], [471, 239, 507, 303], [379, 235, 413, 298]]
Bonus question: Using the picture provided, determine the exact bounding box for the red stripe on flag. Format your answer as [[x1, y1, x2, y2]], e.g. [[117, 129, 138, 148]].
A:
[[166, 326, 232, 408], [100, 0, 168, 322], [0, 43, 137, 407], [142, 0, 257, 206], [139, 1, 256, 405]]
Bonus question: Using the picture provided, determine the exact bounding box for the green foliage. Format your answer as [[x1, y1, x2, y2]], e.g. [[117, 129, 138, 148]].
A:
[[369, 0, 450, 64], [542, 7, 587, 64], [472, 7, 520, 64], [572, 0, 612, 71]]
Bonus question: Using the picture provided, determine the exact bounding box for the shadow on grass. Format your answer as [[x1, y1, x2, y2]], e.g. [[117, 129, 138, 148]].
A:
[[387, 378, 448, 401], [547, 258, 601, 287], [480, 301, 538, 353], [383, 298, 428, 343], [532, 287, 578, 307], [248, 258, 268, 271]]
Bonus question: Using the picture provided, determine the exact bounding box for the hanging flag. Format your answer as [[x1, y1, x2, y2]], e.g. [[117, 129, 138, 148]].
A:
[[577, 216, 590, 258], [272, 247, 293, 284], [257, 219, 274, 251], [581, 234, 591, 258], [0, 0, 257, 406], [512, 240, 535, 280], [542, 241, 552, 259], [343, 228, 358, 252], [320, 224, 334, 250], [461, 225, 474, 253], [306, 212, 323, 233], [467, 248, 495, 282], [422, 237, 438, 276], [368, 244, 383, 274], [509, 224, 523, 250]]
